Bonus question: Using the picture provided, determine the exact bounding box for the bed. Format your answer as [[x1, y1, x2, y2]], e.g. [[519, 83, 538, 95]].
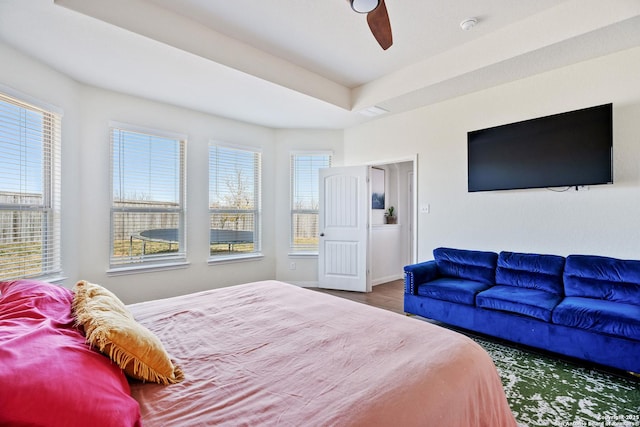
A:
[[127, 280, 516, 426], [0, 279, 516, 426]]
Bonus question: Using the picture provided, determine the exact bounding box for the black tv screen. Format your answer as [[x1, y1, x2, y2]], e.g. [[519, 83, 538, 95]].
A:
[[467, 103, 613, 192]]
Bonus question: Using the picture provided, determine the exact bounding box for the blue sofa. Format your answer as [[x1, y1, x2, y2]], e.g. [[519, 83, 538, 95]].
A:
[[404, 247, 640, 373]]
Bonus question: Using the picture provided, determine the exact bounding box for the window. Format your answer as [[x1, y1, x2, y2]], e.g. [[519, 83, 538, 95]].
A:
[[209, 143, 261, 259], [290, 152, 331, 253], [0, 92, 61, 281], [110, 124, 186, 269]]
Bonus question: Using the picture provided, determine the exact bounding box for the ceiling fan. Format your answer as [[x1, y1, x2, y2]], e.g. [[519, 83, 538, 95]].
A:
[[349, 0, 393, 50]]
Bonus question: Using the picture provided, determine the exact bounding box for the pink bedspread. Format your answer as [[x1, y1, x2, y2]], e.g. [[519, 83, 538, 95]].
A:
[[128, 280, 516, 426]]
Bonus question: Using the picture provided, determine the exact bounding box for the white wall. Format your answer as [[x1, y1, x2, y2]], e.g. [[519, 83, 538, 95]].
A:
[[75, 86, 279, 303], [5, 38, 640, 302], [0, 40, 349, 303], [344, 46, 640, 262]]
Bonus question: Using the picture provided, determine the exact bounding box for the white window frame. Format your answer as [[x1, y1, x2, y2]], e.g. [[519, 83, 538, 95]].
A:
[[289, 151, 332, 255], [0, 89, 62, 281], [208, 142, 262, 263], [108, 122, 187, 274]]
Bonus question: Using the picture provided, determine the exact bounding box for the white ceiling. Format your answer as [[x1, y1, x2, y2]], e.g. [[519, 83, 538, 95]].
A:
[[1, 0, 639, 129]]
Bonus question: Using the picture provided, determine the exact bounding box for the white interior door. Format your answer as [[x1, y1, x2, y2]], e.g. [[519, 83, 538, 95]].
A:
[[318, 165, 370, 292]]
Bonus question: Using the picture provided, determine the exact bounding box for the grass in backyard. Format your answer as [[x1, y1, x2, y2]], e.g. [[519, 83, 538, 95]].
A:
[[0, 241, 43, 278]]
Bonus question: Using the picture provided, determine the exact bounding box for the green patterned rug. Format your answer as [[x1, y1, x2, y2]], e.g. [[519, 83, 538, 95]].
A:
[[474, 338, 640, 427]]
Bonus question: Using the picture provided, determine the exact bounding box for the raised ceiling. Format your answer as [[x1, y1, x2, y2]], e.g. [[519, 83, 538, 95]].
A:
[[1, 0, 639, 128]]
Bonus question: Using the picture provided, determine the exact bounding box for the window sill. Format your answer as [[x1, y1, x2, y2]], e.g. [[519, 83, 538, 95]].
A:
[[47, 275, 69, 285], [287, 252, 319, 258], [107, 261, 190, 276], [208, 253, 264, 265]]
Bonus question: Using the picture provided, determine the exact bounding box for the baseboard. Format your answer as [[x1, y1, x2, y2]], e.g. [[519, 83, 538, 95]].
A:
[[372, 274, 403, 286]]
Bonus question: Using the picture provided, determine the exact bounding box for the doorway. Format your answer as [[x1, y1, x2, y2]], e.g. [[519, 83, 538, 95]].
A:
[[369, 159, 415, 286], [317, 157, 417, 292]]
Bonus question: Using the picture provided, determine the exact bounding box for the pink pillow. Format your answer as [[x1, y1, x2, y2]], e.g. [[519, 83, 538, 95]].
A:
[[0, 280, 141, 427]]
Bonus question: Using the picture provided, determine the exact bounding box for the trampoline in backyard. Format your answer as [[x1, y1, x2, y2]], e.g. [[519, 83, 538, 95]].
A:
[[129, 228, 254, 255]]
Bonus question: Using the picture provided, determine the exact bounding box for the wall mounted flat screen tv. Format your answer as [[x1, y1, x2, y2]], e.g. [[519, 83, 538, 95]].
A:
[[467, 103, 613, 192]]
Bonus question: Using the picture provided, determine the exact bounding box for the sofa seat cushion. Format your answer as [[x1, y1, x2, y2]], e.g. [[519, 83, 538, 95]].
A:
[[476, 286, 563, 322], [496, 251, 565, 295], [552, 297, 640, 341], [416, 277, 491, 305]]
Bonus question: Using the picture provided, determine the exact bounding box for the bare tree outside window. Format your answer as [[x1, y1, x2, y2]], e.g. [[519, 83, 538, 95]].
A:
[[209, 144, 261, 257]]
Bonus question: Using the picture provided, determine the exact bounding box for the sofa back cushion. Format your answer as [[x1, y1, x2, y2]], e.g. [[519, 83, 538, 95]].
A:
[[564, 255, 640, 305], [496, 251, 566, 295], [433, 247, 498, 285]]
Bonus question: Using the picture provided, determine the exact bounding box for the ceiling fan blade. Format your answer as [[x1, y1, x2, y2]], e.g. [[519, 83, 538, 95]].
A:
[[367, 0, 392, 50]]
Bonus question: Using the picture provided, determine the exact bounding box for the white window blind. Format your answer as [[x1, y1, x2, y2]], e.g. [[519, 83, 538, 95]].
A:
[[290, 152, 331, 253], [0, 92, 61, 281], [209, 143, 261, 258], [110, 125, 186, 267]]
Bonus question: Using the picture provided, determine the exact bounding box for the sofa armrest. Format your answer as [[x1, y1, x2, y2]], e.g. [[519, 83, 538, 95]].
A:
[[404, 261, 438, 295]]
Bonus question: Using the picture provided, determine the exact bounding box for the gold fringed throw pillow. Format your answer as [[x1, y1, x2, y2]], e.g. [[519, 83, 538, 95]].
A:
[[72, 280, 183, 385]]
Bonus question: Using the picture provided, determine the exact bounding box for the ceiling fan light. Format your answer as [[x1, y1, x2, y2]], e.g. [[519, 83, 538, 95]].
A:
[[351, 0, 380, 14]]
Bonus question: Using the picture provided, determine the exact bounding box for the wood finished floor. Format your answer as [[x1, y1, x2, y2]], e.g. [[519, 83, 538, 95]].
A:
[[312, 280, 405, 314]]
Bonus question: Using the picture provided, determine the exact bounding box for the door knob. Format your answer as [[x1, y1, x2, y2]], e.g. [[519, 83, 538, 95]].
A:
[[320, 233, 325, 237]]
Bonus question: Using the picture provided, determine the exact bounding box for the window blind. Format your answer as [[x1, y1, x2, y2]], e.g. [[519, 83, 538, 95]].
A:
[[0, 93, 61, 280], [209, 143, 261, 258], [290, 152, 331, 253], [110, 126, 186, 267]]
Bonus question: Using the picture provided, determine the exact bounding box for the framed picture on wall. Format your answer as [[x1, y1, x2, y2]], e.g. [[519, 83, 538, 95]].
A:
[[371, 167, 385, 209]]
